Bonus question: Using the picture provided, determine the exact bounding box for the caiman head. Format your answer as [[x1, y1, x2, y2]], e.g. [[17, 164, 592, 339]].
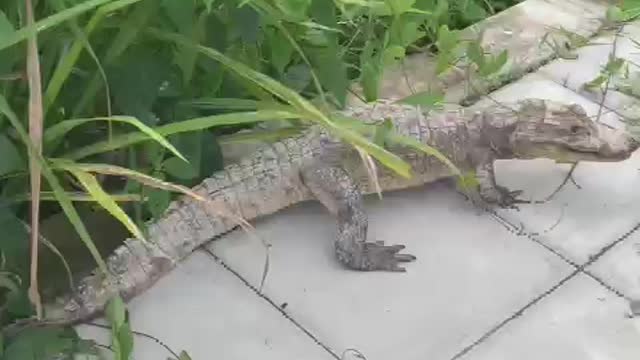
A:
[[481, 98, 640, 163]]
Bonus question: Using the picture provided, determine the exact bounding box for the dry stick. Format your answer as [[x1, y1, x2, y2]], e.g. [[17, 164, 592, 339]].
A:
[[86, 321, 181, 359], [538, 23, 627, 201], [25, 0, 45, 320], [542, 163, 580, 203], [594, 24, 624, 124]]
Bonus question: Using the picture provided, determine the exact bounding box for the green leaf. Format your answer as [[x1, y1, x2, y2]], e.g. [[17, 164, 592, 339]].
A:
[[276, 0, 312, 20], [400, 21, 426, 47], [309, 46, 349, 107], [0, 0, 115, 51], [383, 45, 406, 65], [114, 321, 134, 360], [0, 96, 109, 277], [229, 1, 261, 43], [0, 201, 30, 281], [373, 119, 394, 147], [161, 0, 196, 32], [70, 169, 145, 240], [163, 157, 199, 180], [108, 47, 173, 125], [479, 49, 508, 77], [169, 1, 200, 86], [467, 40, 485, 68], [0, 273, 19, 295], [0, 133, 24, 176], [361, 60, 381, 102], [147, 29, 412, 178], [606, 5, 624, 22], [6, 287, 34, 319], [71, 0, 158, 117], [181, 98, 259, 110], [266, 28, 294, 74], [178, 350, 193, 360], [203, 0, 216, 11], [435, 51, 453, 74], [106, 296, 127, 329], [395, 90, 444, 108], [147, 187, 171, 219], [604, 56, 625, 74], [434, 25, 459, 74], [385, 0, 417, 15], [584, 74, 607, 90], [436, 24, 459, 52], [43, 0, 148, 116], [460, 0, 487, 22], [0, 10, 15, 47], [0, 13, 19, 76], [45, 116, 187, 162], [64, 110, 301, 160], [282, 63, 312, 92], [2, 327, 80, 359]]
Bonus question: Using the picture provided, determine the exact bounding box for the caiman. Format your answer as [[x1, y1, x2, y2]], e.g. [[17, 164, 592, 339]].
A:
[[41, 98, 640, 324]]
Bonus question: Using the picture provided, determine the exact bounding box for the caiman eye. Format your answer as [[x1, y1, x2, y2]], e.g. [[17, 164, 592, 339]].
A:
[[570, 125, 582, 134]]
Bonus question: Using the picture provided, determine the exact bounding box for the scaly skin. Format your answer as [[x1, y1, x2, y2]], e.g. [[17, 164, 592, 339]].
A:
[[41, 98, 639, 324]]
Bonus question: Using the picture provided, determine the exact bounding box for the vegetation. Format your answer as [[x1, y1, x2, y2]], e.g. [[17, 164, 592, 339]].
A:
[[0, 0, 528, 358]]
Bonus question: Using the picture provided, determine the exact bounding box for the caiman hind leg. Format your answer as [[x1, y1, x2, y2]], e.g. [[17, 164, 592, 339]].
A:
[[300, 162, 416, 272]]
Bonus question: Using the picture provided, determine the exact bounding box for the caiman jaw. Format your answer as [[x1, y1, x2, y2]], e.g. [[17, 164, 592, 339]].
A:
[[593, 124, 640, 161], [542, 124, 639, 163]]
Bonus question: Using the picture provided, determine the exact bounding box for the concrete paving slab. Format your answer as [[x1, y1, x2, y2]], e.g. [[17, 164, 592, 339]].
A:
[[208, 183, 573, 360], [459, 274, 640, 360], [588, 230, 640, 299], [470, 73, 640, 264], [537, 21, 640, 121], [75, 251, 335, 360]]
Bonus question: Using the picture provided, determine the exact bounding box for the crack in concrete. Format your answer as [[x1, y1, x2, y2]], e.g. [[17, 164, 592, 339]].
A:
[[199, 247, 342, 360]]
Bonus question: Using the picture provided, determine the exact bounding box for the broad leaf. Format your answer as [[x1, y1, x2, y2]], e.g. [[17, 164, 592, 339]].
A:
[[309, 46, 349, 107], [2, 327, 81, 359], [163, 157, 199, 180], [0, 133, 24, 176], [396, 90, 444, 108], [108, 47, 173, 125], [266, 28, 294, 74]]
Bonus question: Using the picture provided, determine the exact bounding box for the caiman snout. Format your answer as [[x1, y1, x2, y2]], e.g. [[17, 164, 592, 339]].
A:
[[596, 124, 640, 160]]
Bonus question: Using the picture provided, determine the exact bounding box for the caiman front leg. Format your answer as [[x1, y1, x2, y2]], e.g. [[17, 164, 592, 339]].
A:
[[474, 151, 524, 208], [300, 163, 416, 272]]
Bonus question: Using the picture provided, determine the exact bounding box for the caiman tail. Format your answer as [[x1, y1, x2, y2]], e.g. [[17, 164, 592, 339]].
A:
[[42, 133, 319, 324]]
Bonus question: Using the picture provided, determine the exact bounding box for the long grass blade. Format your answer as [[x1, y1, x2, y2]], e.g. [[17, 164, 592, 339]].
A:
[[0, 96, 109, 278], [45, 116, 187, 161], [10, 192, 143, 202], [63, 110, 301, 160], [146, 28, 412, 178], [51, 160, 258, 237], [0, 0, 116, 51], [68, 169, 145, 240], [25, 0, 45, 320]]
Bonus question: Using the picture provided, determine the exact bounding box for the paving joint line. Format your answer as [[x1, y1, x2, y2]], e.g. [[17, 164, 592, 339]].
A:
[[489, 206, 636, 302], [449, 268, 581, 360], [199, 247, 342, 360], [487, 201, 637, 299], [449, 194, 639, 359]]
